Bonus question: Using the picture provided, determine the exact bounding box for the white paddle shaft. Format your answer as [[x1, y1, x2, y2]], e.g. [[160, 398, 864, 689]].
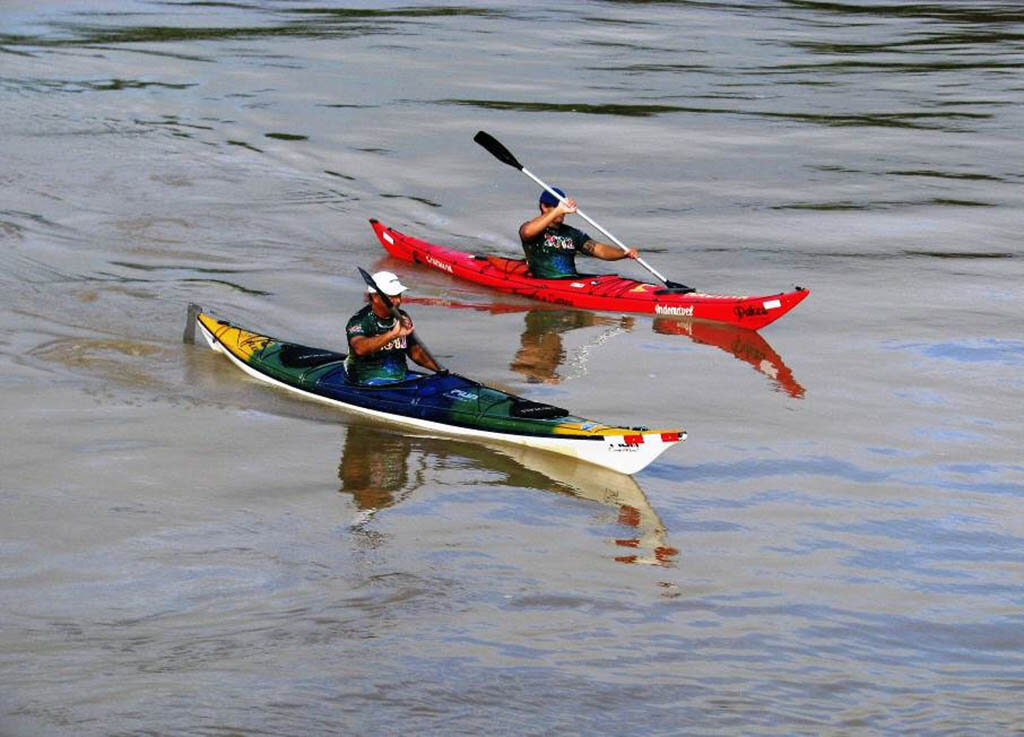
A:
[[521, 166, 670, 285]]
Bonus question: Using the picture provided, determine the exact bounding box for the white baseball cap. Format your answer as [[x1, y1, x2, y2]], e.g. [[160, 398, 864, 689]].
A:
[[368, 270, 408, 296]]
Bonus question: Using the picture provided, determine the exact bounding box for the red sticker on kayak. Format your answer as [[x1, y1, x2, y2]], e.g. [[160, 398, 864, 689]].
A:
[[623, 434, 644, 445], [660, 432, 681, 442]]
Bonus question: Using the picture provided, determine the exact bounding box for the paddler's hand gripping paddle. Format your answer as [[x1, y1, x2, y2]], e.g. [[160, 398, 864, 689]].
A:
[[357, 266, 445, 373]]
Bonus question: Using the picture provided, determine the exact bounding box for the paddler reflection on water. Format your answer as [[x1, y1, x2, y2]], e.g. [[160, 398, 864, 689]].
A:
[[511, 310, 634, 385], [519, 188, 640, 279], [339, 426, 411, 514], [344, 270, 443, 384]]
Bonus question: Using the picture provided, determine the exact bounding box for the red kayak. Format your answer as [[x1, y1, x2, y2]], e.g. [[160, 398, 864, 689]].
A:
[[370, 219, 809, 330]]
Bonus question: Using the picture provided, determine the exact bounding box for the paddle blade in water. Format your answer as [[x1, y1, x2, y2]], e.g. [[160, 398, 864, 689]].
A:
[[474, 131, 523, 170]]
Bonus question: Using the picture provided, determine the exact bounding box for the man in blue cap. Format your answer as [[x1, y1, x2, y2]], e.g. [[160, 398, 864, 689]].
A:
[[518, 188, 639, 279]]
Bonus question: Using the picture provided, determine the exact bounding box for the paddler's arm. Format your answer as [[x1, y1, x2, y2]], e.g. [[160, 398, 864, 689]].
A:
[[348, 318, 413, 357], [581, 239, 639, 262], [518, 198, 578, 242], [409, 343, 443, 373]]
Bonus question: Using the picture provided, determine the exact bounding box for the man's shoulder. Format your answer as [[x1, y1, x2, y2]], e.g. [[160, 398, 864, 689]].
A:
[[559, 223, 588, 239], [348, 303, 372, 320], [346, 304, 373, 333], [519, 220, 540, 243], [525, 222, 579, 239]]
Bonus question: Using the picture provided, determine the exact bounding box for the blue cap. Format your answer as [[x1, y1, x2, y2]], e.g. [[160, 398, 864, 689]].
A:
[[539, 187, 566, 207]]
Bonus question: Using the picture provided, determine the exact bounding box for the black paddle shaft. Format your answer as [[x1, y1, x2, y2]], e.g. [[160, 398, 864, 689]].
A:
[[356, 267, 444, 371]]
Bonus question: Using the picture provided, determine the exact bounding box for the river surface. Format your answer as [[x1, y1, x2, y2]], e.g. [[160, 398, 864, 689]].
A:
[[2, 1, 1023, 735]]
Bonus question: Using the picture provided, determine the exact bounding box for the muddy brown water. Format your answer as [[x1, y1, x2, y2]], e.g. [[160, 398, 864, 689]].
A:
[[2, 2, 1022, 734]]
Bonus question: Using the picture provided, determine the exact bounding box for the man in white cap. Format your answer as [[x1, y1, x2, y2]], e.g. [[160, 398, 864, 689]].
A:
[[344, 270, 443, 384]]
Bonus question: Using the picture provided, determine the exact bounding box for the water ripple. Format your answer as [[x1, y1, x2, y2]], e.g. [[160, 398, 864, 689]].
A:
[[887, 339, 1024, 365]]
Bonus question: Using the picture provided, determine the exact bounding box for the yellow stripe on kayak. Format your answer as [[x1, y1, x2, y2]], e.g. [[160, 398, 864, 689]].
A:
[[198, 312, 271, 362]]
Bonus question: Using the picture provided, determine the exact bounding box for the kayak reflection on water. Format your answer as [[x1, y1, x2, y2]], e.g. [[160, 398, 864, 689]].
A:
[[513, 309, 805, 397], [651, 317, 805, 399], [337, 425, 678, 566], [398, 296, 805, 397]]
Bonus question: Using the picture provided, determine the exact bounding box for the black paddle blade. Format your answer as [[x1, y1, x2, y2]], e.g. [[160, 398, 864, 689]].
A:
[[356, 266, 375, 288], [474, 131, 523, 170], [357, 266, 396, 311]]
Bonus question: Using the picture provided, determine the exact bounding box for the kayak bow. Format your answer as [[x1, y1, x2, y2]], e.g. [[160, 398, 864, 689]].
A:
[[370, 219, 809, 330], [191, 306, 684, 475]]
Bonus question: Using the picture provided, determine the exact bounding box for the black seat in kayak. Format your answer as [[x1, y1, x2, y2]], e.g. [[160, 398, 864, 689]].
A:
[[279, 343, 347, 368]]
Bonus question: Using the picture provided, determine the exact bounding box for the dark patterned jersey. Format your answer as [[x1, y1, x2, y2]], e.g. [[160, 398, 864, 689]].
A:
[[343, 304, 419, 384], [521, 223, 592, 279]]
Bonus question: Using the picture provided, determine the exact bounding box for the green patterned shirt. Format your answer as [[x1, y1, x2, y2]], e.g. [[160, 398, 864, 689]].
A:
[[344, 304, 418, 384], [521, 223, 592, 279]]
